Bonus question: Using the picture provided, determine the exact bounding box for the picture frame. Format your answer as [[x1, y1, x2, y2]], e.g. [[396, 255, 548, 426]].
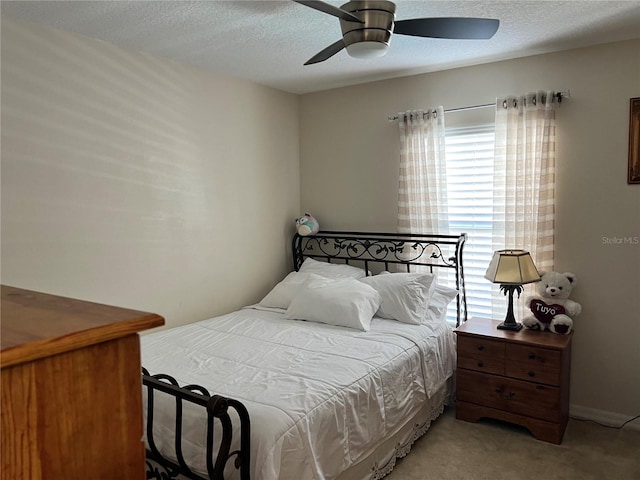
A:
[[629, 97, 640, 184]]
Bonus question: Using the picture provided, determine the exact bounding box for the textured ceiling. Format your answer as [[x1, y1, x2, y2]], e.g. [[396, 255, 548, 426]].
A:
[[2, 0, 640, 94]]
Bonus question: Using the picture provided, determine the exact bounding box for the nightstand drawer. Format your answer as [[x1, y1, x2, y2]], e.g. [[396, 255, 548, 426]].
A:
[[457, 355, 504, 375], [457, 336, 505, 375], [506, 344, 562, 385], [457, 369, 561, 423], [457, 336, 505, 359]]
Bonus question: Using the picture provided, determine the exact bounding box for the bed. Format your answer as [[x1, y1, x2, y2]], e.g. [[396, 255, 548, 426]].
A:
[[141, 230, 467, 480]]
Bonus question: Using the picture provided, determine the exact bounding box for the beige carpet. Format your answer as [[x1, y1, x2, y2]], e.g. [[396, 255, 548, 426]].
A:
[[387, 407, 640, 480]]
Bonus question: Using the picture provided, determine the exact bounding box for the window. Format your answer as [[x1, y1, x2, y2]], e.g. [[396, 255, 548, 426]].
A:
[[445, 125, 506, 321], [397, 95, 557, 325]]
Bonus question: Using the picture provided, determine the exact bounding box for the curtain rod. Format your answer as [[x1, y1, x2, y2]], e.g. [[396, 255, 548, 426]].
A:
[[387, 90, 570, 122]]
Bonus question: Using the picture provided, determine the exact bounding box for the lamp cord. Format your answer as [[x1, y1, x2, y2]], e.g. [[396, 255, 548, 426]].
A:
[[570, 413, 640, 430]]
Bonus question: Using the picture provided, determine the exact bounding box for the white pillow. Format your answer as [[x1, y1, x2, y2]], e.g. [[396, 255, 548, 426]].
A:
[[259, 272, 326, 309], [285, 276, 382, 331], [424, 284, 459, 323], [360, 273, 435, 325], [298, 257, 366, 279]]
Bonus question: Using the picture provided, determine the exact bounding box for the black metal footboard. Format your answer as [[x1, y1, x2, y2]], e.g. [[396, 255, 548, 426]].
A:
[[142, 368, 251, 480]]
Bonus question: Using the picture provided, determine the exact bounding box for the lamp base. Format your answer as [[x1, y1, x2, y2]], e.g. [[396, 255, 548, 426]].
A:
[[497, 321, 523, 331]]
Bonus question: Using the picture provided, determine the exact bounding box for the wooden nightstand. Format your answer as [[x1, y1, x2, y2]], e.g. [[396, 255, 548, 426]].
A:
[[455, 317, 572, 444]]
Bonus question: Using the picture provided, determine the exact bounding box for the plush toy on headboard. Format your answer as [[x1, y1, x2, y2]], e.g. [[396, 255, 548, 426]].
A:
[[295, 212, 319, 236]]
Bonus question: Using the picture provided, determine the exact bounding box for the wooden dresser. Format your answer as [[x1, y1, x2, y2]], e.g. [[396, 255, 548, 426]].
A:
[[1, 285, 164, 479], [455, 317, 572, 444]]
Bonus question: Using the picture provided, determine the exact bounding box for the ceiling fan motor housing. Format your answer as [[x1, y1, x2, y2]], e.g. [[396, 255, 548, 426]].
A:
[[339, 0, 396, 57]]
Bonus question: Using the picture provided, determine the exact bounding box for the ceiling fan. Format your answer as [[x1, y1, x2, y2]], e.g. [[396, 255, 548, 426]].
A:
[[293, 0, 499, 65]]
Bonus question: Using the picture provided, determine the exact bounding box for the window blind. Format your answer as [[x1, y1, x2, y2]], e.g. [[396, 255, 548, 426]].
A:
[[444, 125, 506, 322]]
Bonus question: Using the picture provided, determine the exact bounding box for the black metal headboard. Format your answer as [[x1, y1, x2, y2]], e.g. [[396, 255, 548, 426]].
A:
[[292, 230, 467, 326]]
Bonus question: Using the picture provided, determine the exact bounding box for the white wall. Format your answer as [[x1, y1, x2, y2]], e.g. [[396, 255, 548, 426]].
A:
[[300, 40, 640, 422], [1, 18, 300, 330]]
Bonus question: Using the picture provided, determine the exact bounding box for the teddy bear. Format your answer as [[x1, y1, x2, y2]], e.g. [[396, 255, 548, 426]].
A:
[[521, 271, 581, 334], [295, 212, 319, 236]]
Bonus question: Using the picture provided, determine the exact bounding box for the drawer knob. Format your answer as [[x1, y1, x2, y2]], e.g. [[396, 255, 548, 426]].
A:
[[528, 371, 535, 377], [528, 353, 536, 359], [477, 345, 484, 351], [477, 361, 484, 368], [495, 387, 515, 400]]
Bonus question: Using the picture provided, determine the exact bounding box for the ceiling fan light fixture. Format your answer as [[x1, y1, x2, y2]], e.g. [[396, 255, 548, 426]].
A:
[[340, 0, 395, 59], [298, 0, 499, 65], [345, 40, 389, 59]]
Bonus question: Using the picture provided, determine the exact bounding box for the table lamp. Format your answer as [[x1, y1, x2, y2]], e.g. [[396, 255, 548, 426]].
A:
[[484, 249, 541, 331]]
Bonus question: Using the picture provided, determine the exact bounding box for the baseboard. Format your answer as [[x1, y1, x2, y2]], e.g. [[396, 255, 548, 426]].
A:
[[570, 404, 640, 432]]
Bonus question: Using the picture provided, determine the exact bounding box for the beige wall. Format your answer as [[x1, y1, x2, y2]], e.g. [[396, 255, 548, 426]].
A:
[[1, 18, 300, 330], [2, 15, 638, 424], [300, 40, 640, 421]]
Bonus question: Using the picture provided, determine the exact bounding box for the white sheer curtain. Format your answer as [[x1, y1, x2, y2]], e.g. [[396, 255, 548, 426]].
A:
[[492, 91, 558, 314], [493, 91, 557, 270], [396, 107, 448, 235], [395, 92, 558, 319]]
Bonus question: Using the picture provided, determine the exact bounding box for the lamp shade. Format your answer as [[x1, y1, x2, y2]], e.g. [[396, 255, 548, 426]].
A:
[[484, 250, 541, 285]]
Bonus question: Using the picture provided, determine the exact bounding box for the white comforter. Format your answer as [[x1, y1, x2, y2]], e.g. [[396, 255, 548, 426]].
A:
[[141, 306, 456, 480]]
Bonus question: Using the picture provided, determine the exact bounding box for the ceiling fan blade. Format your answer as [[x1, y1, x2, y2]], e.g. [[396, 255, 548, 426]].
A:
[[394, 18, 500, 40], [304, 39, 346, 65], [293, 0, 364, 24]]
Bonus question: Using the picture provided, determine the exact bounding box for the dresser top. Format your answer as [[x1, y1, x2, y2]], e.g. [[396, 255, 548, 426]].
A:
[[455, 317, 572, 349], [1, 285, 165, 368]]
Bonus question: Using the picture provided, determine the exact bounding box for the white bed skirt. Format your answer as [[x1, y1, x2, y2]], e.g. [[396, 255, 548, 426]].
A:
[[335, 378, 452, 480]]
